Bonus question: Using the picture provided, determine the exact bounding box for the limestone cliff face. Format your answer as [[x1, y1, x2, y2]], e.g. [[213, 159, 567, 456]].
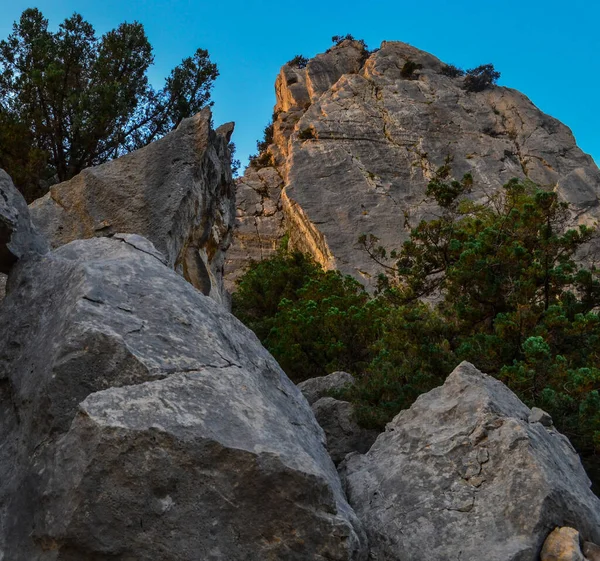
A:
[[30, 109, 235, 305], [225, 40, 600, 288]]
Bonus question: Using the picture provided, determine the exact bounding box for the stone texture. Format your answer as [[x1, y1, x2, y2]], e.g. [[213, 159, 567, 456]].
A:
[[224, 166, 285, 292], [29, 109, 235, 304], [228, 41, 600, 289], [530, 406, 554, 427], [0, 168, 47, 274], [298, 371, 356, 405], [341, 361, 600, 561], [541, 527, 585, 561], [312, 397, 379, 464], [0, 235, 367, 561], [583, 541, 600, 561]]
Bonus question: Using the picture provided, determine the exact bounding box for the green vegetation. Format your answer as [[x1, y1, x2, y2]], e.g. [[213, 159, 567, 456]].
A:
[[441, 64, 465, 78], [0, 9, 218, 202], [248, 122, 275, 169], [233, 170, 600, 476], [287, 55, 309, 69], [400, 60, 423, 79], [298, 127, 316, 140], [331, 34, 368, 51], [464, 64, 501, 92]]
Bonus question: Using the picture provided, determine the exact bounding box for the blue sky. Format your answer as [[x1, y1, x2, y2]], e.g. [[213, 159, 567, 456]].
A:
[[2, 0, 599, 169]]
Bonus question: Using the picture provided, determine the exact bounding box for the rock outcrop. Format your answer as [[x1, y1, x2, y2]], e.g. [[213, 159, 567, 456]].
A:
[[298, 370, 356, 405], [0, 233, 367, 560], [0, 169, 47, 274], [311, 397, 379, 464], [226, 40, 600, 288], [340, 361, 600, 561], [30, 109, 234, 304], [298, 372, 379, 464]]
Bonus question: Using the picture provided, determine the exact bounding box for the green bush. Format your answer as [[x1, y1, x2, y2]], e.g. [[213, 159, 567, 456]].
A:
[[464, 64, 501, 92], [232, 250, 384, 382], [331, 34, 367, 51], [400, 60, 423, 79], [288, 55, 309, 69], [441, 64, 465, 78], [298, 127, 316, 140]]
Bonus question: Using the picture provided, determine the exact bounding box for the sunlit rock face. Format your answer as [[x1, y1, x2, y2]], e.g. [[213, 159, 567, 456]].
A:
[[226, 40, 600, 289], [30, 109, 235, 305]]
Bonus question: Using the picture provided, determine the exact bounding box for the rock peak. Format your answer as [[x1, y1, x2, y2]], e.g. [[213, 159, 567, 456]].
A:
[[225, 40, 600, 290]]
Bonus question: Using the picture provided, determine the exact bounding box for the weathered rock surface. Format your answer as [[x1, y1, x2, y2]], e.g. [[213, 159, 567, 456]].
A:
[[0, 169, 47, 274], [30, 109, 235, 304], [312, 397, 379, 464], [341, 361, 600, 561], [298, 371, 356, 405], [298, 373, 378, 465], [584, 541, 600, 561], [541, 527, 585, 561], [226, 40, 600, 288], [0, 235, 367, 560], [223, 165, 285, 292]]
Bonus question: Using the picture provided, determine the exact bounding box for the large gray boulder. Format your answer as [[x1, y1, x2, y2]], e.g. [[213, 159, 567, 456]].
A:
[[0, 235, 367, 560], [29, 109, 235, 304], [227, 41, 600, 289], [0, 169, 47, 274], [341, 361, 600, 561]]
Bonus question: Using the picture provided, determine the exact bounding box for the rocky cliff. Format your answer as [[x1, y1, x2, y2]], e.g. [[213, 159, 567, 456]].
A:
[[30, 109, 235, 305], [1, 95, 600, 557], [225, 40, 600, 289]]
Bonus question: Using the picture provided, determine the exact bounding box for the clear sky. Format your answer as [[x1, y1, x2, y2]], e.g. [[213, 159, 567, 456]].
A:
[[1, 0, 599, 170]]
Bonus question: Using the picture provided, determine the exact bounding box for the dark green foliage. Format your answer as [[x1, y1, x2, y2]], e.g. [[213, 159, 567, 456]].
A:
[[256, 123, 274, 154], [464, 63, 501, 92], [400, 60, 423, 79], [287, 55, 309, 69], [0, 9, 218, 201], [248, 121, 275, 168], [232, 250, 385, 383], [331, 34, 367, 51], [228, 142, 240, 177], [298, 127, 316, 140], [441, 64, 465, 78]]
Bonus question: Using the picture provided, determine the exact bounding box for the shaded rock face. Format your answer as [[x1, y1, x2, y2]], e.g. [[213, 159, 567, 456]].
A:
[[0, 236, 367, 560], [30, 110, 235, 304], [298, 372, 379, 464], [311, 397, 379, 465], [0, 169, 47, 274], [298, 370, 356, 405], [341, 362, 600, 561], [226, 40, 600, 288], [223, 166, 285, 292]]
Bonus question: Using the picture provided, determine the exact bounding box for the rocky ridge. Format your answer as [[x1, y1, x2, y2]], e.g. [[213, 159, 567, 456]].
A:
[[225, 40, 600, 288], [30, 109, 234, 304]]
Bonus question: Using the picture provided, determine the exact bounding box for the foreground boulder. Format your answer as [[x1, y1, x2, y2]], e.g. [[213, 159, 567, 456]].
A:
[[0, 235, 366, 560], [0, 169, 47, 274], [341, 361, 600, 561], [29, 109, 234, 304]]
